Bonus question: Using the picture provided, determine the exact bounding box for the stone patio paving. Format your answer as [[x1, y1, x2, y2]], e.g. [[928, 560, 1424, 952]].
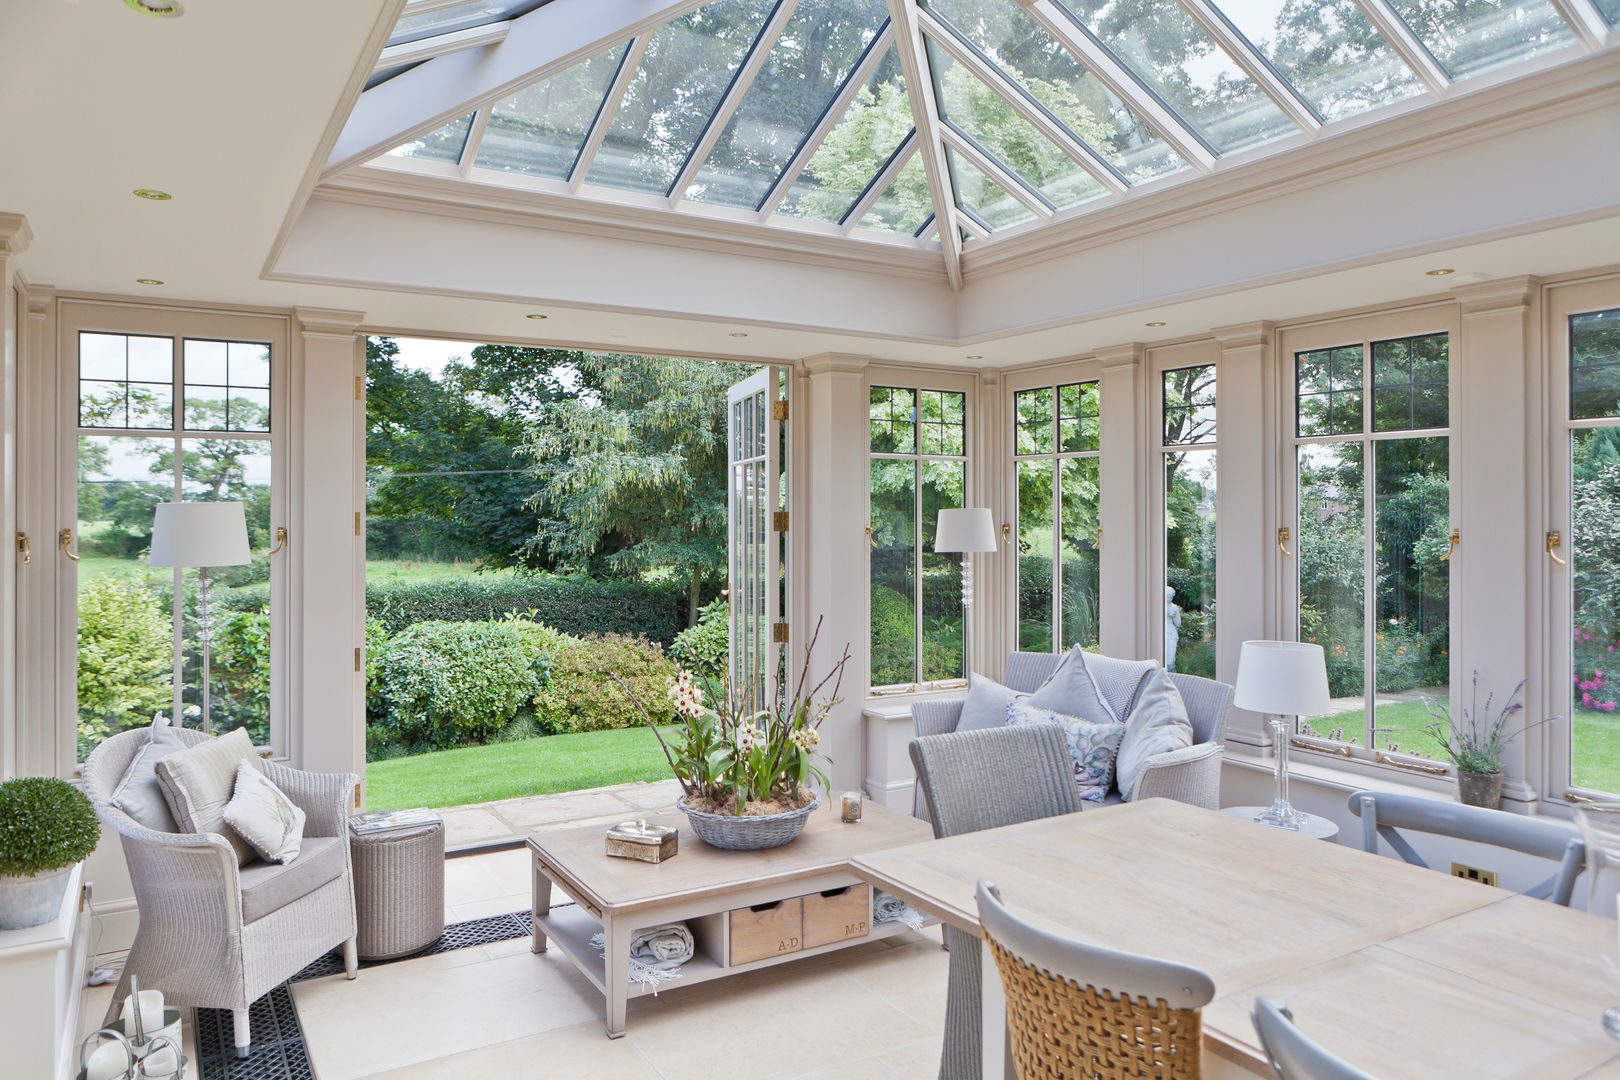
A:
[[438, 778, 685, 848]]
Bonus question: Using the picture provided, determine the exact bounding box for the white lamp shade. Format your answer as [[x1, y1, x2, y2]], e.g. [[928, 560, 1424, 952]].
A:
[[933, 508, 998, 553], [1233, 640, 1334, 717], [148, 501, 251, 568]]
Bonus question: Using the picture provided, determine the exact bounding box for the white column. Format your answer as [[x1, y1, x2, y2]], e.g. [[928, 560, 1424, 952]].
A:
[[1452, 277, 1540, 807], [1212, 321, 1276, 748], [975, 367, 1012, 678], [292, 308, 367, 790], [17, 282, 58, 778], [1096, 343, 1144, 658], [0, 213, 30, 780], [802, 352, 871, 794]]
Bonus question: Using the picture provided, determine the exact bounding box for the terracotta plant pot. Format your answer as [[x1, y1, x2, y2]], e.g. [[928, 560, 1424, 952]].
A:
[[1457, 770, 1503, 810]]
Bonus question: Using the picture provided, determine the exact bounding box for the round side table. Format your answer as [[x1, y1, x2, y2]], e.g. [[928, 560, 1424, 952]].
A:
[[1220, 805, 1341, 842], [348, 816, 446, 961]]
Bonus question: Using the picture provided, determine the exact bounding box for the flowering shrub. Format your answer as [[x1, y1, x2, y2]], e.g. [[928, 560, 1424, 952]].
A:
[[1574, 626, 1620, 713]]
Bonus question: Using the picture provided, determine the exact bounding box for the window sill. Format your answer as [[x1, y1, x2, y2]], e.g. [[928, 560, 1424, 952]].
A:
[[1223, 740, 1458, 800]]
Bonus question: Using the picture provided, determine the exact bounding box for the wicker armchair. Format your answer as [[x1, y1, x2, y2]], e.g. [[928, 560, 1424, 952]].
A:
[[977, 878, 1215, 1080], [83, 728, 359, 1058], [912, 650, 1233, 818]]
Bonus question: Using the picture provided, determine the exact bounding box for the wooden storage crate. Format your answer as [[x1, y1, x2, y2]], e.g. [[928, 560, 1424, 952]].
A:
[[802, 884, 870, 949], [729, 897, 803, 965]]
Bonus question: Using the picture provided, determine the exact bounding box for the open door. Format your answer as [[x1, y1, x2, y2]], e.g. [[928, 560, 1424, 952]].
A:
[[726, 367, 788, 712]]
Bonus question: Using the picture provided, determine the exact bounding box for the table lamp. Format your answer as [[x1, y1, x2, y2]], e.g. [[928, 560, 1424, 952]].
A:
[[933, 508, 998, 671], [1234, 640, 1333, 829], [150, 501, 251, 734]]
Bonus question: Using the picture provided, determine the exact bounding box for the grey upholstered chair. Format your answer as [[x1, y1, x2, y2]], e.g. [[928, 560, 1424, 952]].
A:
[[1252, 996, 1377, 1080], [83, 728, 360, 1058], [909, 724, 1080, 1080], [911, 650, 1233, 818], [1348, 790, 1584, 905], [977, 879, 1214, 1080]]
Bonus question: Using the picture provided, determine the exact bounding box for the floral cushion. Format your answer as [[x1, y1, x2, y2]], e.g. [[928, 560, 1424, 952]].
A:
[[1006, 699, 1127, 803]]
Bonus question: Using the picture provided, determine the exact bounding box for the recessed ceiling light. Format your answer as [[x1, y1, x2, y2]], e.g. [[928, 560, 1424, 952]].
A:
[[1425, 268, 1455, 276], [965, 355, 983, 360], [133, 189, 172, 201], [135, 279, 164, 286], [126, 0, 184, 16], [1146, 321, 1166, 327], [729, 332, 748, 338], [525, 313, 547, 320]]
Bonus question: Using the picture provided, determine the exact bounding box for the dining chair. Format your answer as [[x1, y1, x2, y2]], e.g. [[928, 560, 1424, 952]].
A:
[[1348, 790, 1584, 905], [909, 723, 1079, 1080], [976, 878, 1215, 1080], [1252, 997, 1377, 1080]]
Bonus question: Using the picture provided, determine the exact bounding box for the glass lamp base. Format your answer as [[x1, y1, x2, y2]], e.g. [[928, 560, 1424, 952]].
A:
[[1254, 801, 1309, 830]]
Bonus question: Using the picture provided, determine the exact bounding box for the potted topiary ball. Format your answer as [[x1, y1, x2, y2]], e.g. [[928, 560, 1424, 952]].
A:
[[0, 777, 100, 930]]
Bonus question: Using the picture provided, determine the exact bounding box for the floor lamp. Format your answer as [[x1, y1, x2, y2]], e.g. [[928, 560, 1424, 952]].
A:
[[933, 508, 999, 675], [150, 501, 251, 735], [1233, 641, 1333, 829]]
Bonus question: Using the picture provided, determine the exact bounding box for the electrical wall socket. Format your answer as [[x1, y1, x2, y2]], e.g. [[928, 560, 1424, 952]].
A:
[[1450, 862, 1499, 887]]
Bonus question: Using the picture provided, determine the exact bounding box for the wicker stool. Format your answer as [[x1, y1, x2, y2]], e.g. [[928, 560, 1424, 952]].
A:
[[348, 816, 446, 961]]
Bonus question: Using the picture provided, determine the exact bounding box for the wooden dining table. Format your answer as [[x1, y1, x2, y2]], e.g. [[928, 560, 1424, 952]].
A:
[[848, 798, 1620, 1079]]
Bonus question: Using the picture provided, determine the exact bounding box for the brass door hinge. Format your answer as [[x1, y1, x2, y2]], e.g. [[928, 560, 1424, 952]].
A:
[[772, 622, 790, 643], [772, 399, 788, 421], [354, 376, 362, 401], [354, 512, 361, 537], [354, 648, 362, 672], [354, 787, 362, 810], [15, 532, 29, 565], [773, 511, 789, 532]]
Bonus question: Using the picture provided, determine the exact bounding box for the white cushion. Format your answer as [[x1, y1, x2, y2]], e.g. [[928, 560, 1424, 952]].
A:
[[223, 760, 306, 864], [956, 674, 1024, 731], [1115, 666, 1195, 800], [1006, 700, 1126, 803], [1025, 646, 1120, 727], [154, 726, 261, 865], [108, 714, 188, 832]]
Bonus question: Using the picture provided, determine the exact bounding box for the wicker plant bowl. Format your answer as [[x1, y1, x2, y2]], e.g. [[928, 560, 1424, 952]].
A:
[[678, 795, 820, 851]]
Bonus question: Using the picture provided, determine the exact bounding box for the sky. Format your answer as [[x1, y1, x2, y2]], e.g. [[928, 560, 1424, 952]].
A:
[[390, 336, 481, 380]]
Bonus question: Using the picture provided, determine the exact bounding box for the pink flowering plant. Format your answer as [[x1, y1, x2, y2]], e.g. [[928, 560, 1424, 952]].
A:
[[614, 618, 848, 816], [1573, 627, 1620, 713], [1421, 674, 1555, 776]]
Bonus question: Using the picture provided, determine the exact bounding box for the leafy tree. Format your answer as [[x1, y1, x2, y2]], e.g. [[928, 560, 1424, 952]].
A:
[[524, 353, 754, 621], [77, 576, 172, 755]]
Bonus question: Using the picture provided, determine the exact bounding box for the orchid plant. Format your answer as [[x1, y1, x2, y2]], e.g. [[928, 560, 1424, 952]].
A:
[[616, 618, 848, 815], [1422, 674, 1555, 775]]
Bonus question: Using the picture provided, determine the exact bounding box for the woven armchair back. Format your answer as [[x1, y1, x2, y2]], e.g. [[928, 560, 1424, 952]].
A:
[[82, 726, 211, 836], [977, 880, 1214, 1080]]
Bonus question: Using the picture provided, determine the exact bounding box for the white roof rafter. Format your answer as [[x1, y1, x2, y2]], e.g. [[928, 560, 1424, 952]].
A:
[[374, 21, 512, 71], [570, 35, 649, 194], [668, 0, 802, 206], [1349, 0, 1451, 96], [757, 19, 897, 220], [1544, 0, 1616, 51], [841, 130, 920, 232], [940, 126, 1056, 221], [888, 0, 963, 288], [1176, 0, 1322, 136]]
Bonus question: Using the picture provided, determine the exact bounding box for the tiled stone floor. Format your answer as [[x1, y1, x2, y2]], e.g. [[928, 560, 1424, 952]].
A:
[[294, 844, 948, 1080], [437, 778, 687, 849]]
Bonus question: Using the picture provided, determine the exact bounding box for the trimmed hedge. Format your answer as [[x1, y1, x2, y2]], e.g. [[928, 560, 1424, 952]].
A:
[[372, 621, 551, 750], [536, 635, 677, 735], [367, 574, 686, 645]]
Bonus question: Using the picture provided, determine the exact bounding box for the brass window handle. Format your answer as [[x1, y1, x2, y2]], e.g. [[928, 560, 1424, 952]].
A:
[[59, 528, 79, 562], [865, 524, 877, 548], [266, 526, 288, 557], [15, 532, 28, 565], [1277, 526, 1293, 557], [1548, 530, 1567, 567], [1439, 528, 1460, 561]]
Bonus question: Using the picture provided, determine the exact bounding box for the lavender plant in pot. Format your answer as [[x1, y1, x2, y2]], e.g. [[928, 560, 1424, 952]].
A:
[[1422, 676, 1552, 810], [0, 777, 100, 930], [617, 619, 849, 851]]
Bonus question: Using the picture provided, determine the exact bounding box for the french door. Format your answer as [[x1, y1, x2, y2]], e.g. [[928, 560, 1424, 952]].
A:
[[726, 367, 788, 712]]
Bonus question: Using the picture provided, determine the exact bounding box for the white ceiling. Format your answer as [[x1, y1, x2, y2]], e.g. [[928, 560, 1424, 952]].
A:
[[3, 0, 1619, 370]]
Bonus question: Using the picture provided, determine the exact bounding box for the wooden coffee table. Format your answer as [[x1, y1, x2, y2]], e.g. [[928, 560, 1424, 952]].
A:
[[528, 801, 933, 1037]]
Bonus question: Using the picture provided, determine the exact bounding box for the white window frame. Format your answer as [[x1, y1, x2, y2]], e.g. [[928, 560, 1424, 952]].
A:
[[55, 300, 291, 771], [1279, 306, 1459, 775], [1544, 274, 1620, 803], [1153, 352, 1219, 672], [866, 369, 975, 696]]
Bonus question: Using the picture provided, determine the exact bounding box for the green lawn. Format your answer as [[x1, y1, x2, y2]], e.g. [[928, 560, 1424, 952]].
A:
[[1298, 700, 1442, 758], [1575, 709, 1620, 794], [365, 726, 676, 810], [365, 558, 520, 584]]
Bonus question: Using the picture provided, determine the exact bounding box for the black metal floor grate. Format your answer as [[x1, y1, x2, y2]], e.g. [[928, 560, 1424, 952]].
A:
[[194, 910, 537, 1080]]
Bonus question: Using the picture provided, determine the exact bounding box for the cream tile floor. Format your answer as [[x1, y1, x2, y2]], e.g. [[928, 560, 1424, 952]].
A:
[[295, 847, 949, 1080]]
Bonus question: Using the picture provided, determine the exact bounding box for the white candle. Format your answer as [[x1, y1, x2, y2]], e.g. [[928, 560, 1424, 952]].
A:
[[121, 990, 164, 1038], [137, 1042, 179, 1078], [85, 1041, 131, 1080]]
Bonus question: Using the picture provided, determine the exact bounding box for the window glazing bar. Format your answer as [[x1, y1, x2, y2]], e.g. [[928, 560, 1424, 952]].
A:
[[758, 20, 896, 220], [918, 12, 1128, 196], [940, 125, 1055, 220], [375, 21, 513, 70], [841, 131, 919, 231], [667, 0, 801, 206], [1017, 0, 1216, 173], [1348, 0, 1450, 95], [458, 106, 491, 175], [887, 0, 963, 288], [1176, 0, 1322, 134], [957, 205, 992, 239], [1543, 0, 1614, 51], [569, 35, 647, 193]]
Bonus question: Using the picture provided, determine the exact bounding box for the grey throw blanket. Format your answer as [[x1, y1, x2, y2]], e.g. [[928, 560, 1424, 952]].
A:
[[873, 890, 926, 930], [589, 923, 695, 992]]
